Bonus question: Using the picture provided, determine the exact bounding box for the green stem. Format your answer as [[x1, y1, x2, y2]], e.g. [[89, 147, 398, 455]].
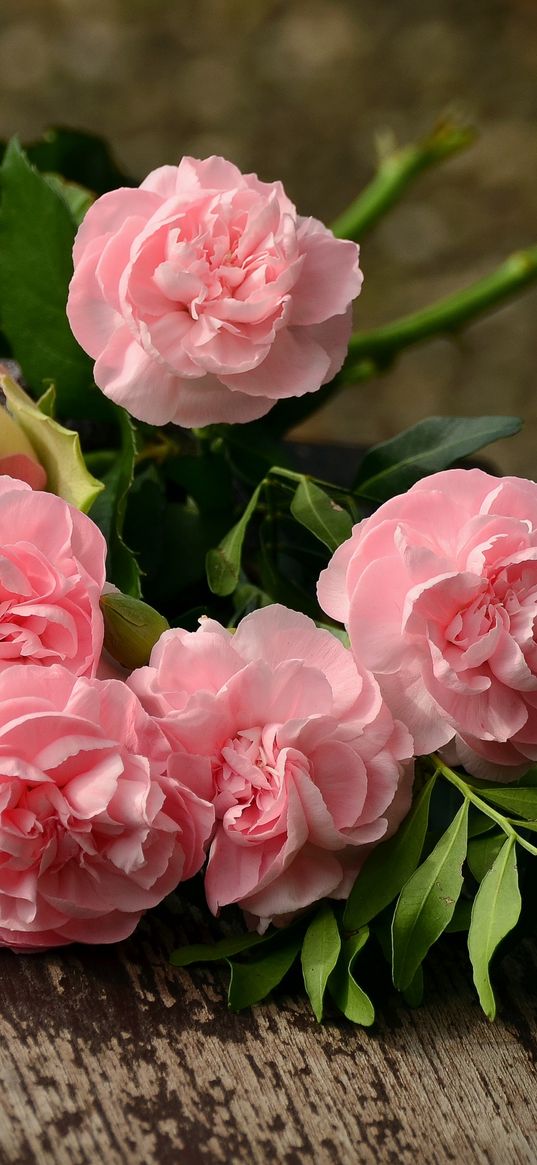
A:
[[341, 246, 537, 381], [434, 755, 537, 857], [135, 435, 180, 466], [331, 118, 475, 241]]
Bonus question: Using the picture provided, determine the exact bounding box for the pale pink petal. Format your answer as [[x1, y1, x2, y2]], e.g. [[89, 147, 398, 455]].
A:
[[221, 326, 331, 399], [291, 218, 362, 325]]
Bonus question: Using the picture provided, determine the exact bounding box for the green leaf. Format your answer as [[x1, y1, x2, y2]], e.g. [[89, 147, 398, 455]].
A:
[[301, 904, 341, 1022], [343, 776, 436, 930], [468, 808, 496, 838], [227, 928, 303, 1010], [471, 785, 537, 821], [467, 831, 506, 883], [0, 370, 103, 512], [445, 897, 473, 933], [315, 621, 350, 647], [468, 837, 521, 1020], [100, 592, 169, 669], [392, 798, 469, 990], [206, 481, 262, 595], [353, 416, 522, 502], [327, 928, 375, 1026], [170, 930, 271, 966], [0, 139, 107, 419], [44, 173, 94, 225], [89, 410, 141, 596], [290, 478, 352, 552], [21, 126, 135, 194], [401, 965, 424, 1008]]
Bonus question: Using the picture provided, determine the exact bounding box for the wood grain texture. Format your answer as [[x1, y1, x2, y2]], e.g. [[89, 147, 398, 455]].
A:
[[0, 897, 536, 1165]]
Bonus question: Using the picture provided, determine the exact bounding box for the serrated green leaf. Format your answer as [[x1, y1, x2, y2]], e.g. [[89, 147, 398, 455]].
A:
[[392, 798, 469, 990], [467, 831, 506, 883], [468, 837, 521, 1020], [290, 478, 352, 552], [0, 139, 107, 419], [44, 173, 94, 225], [327, 927, 374, 1025], [170, 930, 271, 966], [100, 592, 169, 669], [21, 126, 135, 195], [206, 481, 262, 595], [227, 929, 302, 1010], [89, 409, 141, 596], [472, 785, 537, 821], [301, 904, 341, 1022], [0, 371, 103, 512], [343, 776, 436, 930], [353, 416, 522, 502]]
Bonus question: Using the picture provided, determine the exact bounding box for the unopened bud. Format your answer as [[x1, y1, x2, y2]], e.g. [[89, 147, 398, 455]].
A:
[[0, 402, 47, 489], [100, 592, 169, 670]]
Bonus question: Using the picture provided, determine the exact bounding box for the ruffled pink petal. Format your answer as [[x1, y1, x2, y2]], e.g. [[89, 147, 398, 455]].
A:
[[290, 217, 362, 325], [72, 187, 162, 265], [221, 325, 331, 399]]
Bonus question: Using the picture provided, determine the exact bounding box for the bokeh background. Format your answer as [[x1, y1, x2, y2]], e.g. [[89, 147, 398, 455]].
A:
[[1, 0, 536, 473]]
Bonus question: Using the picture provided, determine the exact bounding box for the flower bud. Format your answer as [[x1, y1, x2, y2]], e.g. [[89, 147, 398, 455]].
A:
[[100, 592, 169, 670], [0, 402, 47, 489]]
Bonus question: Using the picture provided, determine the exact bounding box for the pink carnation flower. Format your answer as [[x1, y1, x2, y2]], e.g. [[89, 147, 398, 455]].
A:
[[0, 666, 214, 950], [0, 476, 106, 675], [318, 468, 537, 779], [67, 156, 362, 428], [129, 606, 413, 930]]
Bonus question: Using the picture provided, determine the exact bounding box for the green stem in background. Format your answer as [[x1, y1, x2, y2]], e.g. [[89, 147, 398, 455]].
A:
[[341, 246, 537, 382], [433, 755, 537, 858], [331, 117, 475, 241]]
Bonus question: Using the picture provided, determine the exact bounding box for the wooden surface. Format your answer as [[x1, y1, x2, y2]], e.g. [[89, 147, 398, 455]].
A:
[[1, 899, 536, 1165]]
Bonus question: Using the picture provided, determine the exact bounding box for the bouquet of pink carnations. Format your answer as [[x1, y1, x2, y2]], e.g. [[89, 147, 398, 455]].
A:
[[0, 121, 536, 1024]]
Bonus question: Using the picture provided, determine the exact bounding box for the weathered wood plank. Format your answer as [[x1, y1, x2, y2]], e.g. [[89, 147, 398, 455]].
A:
[[0, 899, 536, 1165]]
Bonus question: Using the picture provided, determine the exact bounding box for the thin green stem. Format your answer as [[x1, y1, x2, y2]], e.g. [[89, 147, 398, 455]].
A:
[[341, 247, 537, 382], [331, 118, 475, 241], [268, 466, 350, 494], [135, 434, 181, 466], [434, 755, 537, 857]]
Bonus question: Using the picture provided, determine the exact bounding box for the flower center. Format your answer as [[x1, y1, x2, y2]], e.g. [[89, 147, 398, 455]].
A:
[[212, 726, 309, 840]]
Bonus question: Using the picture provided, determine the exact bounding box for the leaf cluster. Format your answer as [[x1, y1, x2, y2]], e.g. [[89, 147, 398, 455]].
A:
[[170, 762, 537, 1024]]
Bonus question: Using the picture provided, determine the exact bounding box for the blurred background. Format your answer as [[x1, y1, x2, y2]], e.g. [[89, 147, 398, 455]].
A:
[[1, 0, 536, 473]]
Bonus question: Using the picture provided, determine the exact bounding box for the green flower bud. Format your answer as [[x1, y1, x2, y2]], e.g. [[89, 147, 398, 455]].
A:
[[100, 592, 169, 670]]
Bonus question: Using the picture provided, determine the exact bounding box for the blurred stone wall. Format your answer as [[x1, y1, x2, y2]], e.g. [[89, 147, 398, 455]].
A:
[[1, 0, 536, 473]]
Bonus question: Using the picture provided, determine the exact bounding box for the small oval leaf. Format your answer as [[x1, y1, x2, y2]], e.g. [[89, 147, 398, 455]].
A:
[[392, 798, 469, 990], [473, 785, 537, 822], [343, 775, 436, 931], [227, 929, 302, 1011], [206, 481, 262, 595], [291, 478, 352, 552], [468, 838, 521, 1020], [353, 416, 522, 502], [327, 928, 375, 1026], [301, 904, 341, 1022], [170, 930, 271, 967], [467, 831, 505, 884]]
